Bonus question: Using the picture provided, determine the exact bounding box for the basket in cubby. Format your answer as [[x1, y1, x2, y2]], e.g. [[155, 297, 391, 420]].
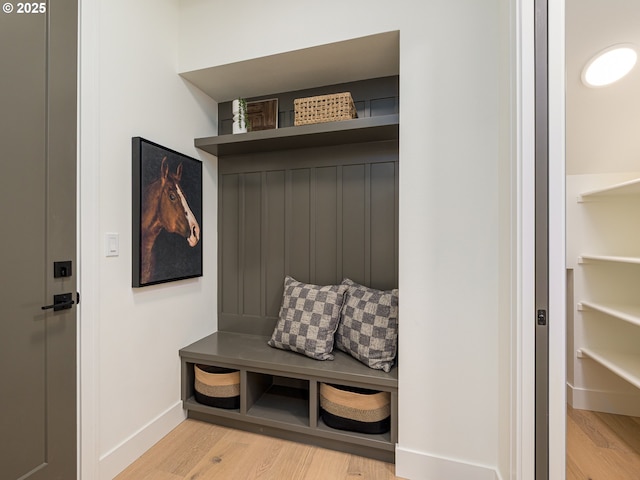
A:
[[319, 383, 390, 434], [194, 364, 240, 409], [294, 92, 357, 126]]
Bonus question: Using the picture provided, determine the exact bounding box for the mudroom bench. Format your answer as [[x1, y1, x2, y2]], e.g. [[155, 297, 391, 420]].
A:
[[179, 331, 398, 463]]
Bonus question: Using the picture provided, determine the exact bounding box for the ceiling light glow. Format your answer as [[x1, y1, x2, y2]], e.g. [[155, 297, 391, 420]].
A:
[[582, 44, 637, 87]]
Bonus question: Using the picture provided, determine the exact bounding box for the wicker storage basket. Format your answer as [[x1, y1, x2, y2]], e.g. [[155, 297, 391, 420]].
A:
[[194, 364, 240, 409], [294, 92, 357, 126], [319, 383, 390, 434]]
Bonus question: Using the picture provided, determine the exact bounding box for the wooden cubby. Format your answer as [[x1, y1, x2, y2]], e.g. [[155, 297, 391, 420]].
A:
[[180, 332, 398, 462]]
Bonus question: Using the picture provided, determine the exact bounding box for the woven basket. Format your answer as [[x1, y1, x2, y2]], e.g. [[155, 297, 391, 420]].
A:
[[320, 383, 390, 434], [194, 364, 240, 409], [294, 92, 357, 126]]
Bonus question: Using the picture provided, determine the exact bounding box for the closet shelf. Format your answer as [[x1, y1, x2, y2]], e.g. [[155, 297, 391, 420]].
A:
[[578, 177, 640, 202], [578, 254, 640, 265], [578, 347, 640, 390], [195, 114, 399, 156], [578, 301, 640, 328]]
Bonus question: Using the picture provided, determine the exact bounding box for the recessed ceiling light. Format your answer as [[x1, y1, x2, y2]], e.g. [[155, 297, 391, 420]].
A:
[[582, 44, 637, 87]]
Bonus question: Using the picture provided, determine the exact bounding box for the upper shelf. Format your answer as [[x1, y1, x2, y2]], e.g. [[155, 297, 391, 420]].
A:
[[195, 114, 399, 157], [578, 177, 640, 202]]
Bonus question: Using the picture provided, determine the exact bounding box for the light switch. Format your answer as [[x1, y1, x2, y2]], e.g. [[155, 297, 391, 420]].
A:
[[105, 233, 119, 257]]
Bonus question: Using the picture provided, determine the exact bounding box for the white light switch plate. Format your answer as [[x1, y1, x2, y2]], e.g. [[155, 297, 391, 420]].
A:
[[105, 233, 119, 257]]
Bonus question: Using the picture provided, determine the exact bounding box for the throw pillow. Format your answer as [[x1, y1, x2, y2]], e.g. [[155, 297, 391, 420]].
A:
[[335, 278, 398, 372], [268, 276, 348, 360]]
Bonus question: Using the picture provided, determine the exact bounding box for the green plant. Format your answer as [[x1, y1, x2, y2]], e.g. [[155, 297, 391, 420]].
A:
[[238, 98, 249, 131]]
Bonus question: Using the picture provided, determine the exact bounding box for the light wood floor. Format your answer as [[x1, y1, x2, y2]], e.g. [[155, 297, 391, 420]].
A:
[[114, 419, 404, 480], [567, 405, 640, 480], [115, 406, 640, 480]]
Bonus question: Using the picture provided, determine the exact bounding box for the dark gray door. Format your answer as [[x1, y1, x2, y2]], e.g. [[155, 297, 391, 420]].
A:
[[0, 1, 78, 479]]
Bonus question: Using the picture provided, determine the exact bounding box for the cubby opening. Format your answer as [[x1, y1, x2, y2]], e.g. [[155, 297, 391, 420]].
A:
[[245, 373, 310, 427]]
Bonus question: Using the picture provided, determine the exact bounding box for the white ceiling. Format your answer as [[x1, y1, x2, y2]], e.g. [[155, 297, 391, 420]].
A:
[[566, 0, 640, 175]]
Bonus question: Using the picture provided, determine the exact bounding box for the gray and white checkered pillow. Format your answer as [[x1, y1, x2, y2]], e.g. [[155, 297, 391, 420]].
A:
[[268, 276, 348, 360], [335, 278, 399, 372]]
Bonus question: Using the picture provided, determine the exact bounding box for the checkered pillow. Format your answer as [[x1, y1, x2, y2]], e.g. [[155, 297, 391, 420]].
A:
[[268, 276, 348, 360], [335, 279, 399, 372]]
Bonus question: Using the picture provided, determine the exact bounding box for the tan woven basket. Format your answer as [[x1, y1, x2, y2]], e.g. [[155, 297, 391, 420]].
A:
[[194, 364, 240, 409], [294, 92, 357, 126], [320, 383, 390, 423], [319, 383, 390, 434]]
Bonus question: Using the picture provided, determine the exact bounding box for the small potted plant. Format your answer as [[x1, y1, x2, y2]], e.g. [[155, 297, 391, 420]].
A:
[[232, 97, 250, 134]]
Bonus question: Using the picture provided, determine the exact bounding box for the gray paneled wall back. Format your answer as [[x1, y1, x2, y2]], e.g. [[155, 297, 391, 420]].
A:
[[218, 141, 399, 335]]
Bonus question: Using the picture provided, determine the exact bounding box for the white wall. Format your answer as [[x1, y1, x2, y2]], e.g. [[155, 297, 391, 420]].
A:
[[79, 1, 217, 478], [179, 1, 512, 479]]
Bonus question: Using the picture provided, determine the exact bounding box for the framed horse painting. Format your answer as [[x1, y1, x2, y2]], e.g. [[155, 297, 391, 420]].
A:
[[132, 137, 203, 287]]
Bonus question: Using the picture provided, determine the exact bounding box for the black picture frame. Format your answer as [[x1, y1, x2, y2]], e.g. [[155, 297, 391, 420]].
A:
[[132, 137, 203, 287]]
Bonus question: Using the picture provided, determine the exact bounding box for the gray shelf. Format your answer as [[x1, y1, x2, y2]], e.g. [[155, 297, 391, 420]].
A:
[[194, 114, 399, 157]]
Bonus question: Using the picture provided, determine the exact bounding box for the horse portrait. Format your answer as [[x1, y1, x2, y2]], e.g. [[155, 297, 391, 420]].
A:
[[132, 138, 203, 287]]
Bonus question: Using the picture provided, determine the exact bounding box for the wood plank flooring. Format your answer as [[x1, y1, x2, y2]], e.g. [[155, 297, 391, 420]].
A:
[[114, 419, 404, 480], [115, 406, 640, 480], [567, 405, 640, 480]]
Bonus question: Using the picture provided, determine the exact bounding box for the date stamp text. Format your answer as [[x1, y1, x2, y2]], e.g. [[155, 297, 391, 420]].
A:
[[2, 3, 47, 14]]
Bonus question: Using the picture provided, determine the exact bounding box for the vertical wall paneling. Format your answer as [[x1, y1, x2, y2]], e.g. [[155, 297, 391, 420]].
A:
[[315, 167, 338, 285], [364, 163, 372, 286], [220, 174, 239, 314], [336, 166, 344, 283], [265, 171, 286, 317], [243, 173, 262, 316], [371, 162, 397, 290], [342, 164, 367, 284], [309, 167, 317, 283], [237, 174, 245, 315], [284, 169, 292, 285], [260, 172, 267, 317], [290, 169, 311, 282], [219, 141, 398, 335]]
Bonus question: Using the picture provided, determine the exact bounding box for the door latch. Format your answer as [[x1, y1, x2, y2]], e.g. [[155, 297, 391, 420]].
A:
[[537, 309, 547, 326], [41, 292, 75, 311]]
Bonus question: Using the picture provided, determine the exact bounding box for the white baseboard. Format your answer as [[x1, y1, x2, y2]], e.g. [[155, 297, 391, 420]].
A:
[[567, 383, 640, 417], [98, 401, 186, 480], [395, 445, 500, 480]]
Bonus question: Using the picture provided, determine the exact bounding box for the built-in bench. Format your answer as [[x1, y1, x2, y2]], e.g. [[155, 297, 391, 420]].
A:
[[179, 331, 398, 463]]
